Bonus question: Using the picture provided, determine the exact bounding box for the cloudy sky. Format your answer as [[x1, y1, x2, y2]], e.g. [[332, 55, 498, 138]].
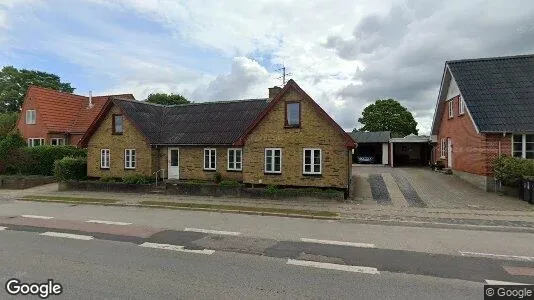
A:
[[1, 0, 533, 134]]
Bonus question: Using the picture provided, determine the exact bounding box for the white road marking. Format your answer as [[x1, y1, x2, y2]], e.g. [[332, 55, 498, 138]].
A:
[[21, 215, 54, 219], [40, 232, 93, 240], [86, 220, 132, 226], [139, 242, 215, 255], [184, 228, 241, 236], [485, 280, 528, 285], [459, 251, 534, 262], [0, 226, 7, 231], [300, 238, 375, 248], [287, 259, 380, 274]]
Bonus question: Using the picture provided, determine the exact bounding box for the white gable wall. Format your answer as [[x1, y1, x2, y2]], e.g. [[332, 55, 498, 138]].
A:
[[445, 76, 460, 100]]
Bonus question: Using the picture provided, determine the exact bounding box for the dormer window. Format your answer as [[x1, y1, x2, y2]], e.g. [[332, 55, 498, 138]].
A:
[[113, 114, 123, 134], [25, 110, 36, 124], [285, 102, 300, 127]]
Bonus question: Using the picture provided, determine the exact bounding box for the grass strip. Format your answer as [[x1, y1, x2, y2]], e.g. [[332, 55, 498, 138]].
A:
[[22, 195, 118, 204], [139, 200, 338, 217]]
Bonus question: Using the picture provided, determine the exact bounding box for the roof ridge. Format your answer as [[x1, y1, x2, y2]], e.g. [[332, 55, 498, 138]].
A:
[[447, 53, 534, 64], [114, 97, 269, 108]]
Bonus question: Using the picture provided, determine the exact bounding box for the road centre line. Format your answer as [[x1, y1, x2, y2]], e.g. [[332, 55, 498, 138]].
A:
[[86, 220, 132, 226], [21, 215, 54, 219], [459, 251, 534, 262], [40, 232, 94, 240], [140, 242, 215, 255], [183, 228, 241, 236], [300, 238, 375, 248], [287, 259, 380, 274]]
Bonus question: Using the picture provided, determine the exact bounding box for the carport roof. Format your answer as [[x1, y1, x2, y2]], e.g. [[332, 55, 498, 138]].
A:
[[349, 131, 391, 143]]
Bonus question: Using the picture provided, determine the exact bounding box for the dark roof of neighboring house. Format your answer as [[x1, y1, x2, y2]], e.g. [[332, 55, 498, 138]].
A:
[[23, 86, 135, 134], [111, 98, 270, 145], [447, 54, 534, 132], [349, 131, 391, 143]]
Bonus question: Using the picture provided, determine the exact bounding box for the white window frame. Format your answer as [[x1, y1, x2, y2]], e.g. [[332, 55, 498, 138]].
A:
[[27, 138, 45, 147], [227, 148, 242, 171], [448, 100, 454, 118], [203, 148, 217, 170], [265, 148, 282, 174], [458, 96, 465, 115], [512, 134, 534, 159], [25, 110, 36, 124], [303, 148, 322, 175], [101, 149, 110, 169], [440, 138, 446, 158], [124, 149, 136, 169], [50, 138, 65, 146]]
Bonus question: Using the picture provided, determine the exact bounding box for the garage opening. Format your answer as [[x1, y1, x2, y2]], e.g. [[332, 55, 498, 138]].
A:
[[349, 131, 391, 165], [390, 135, 432, 167]]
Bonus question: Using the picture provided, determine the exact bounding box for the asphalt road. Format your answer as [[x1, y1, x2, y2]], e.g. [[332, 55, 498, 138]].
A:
[[0, 230, 482, 299]]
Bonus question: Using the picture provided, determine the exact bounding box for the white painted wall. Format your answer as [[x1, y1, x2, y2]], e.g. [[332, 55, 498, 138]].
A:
[[446, 77, 460, 100]]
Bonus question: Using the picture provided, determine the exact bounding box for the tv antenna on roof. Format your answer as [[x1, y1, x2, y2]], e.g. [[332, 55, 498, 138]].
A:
[[276, 66, 292, 86]]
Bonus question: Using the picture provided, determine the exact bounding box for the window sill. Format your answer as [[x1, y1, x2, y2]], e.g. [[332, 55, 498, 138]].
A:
[[203, 169, 217, 172], [112, 133, 124, 135], [458, 113, 465, 116], [303, 173, 322, 177], [284, 125, 301, 129], [100, 167, 110, 170], [226, 169, 242, 172], [124, 168, 136, 170], [439, 156, 446, 159], [264, 172, 282, 175]]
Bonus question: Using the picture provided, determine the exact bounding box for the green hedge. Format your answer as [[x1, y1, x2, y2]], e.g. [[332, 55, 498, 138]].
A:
[[122, 173, 153, 184], [53, 156, 87, 181], [494, 155, 534, 186]]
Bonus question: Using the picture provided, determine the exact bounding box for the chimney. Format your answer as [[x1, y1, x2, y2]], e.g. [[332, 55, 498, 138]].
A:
[[268, 86, 282, 100], [88, 90, 94, 108]]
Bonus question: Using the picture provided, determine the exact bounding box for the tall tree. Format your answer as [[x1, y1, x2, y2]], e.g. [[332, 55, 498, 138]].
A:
[[357, 99, 418, 136], [0, 66, 75, 112], [146, 93, 190, 105], [0, 112, 19, 138]]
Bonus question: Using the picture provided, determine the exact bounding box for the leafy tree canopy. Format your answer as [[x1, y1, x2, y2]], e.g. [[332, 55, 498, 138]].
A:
[[0, 112, 19, 138], [0, 66, 75, 113], [356, 98, 418, 136], [146, 93, 190, 105]]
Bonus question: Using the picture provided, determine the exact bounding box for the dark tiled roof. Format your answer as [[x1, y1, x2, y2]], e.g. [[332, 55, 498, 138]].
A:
[[448, 54, 534, 132], [113, 98, 270, 145], [349, 131, 391, 143]]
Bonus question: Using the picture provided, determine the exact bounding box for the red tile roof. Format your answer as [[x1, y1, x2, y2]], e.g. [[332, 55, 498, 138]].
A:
[[26, 86, 134, 134]]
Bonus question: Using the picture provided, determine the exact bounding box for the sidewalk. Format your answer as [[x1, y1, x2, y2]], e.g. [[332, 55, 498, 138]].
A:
[[3, 183, 534, 230]]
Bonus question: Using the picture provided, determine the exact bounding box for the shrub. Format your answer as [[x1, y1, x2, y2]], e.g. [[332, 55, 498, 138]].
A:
[[213, 172, 222, 183], [219, 180, 241, 187], [265, 184, 279, 195], [493, 155, 534, 186], [53, 156, 87, 181], [0, 132, 27, 174], [19, 146, 87, 176], [99, 176, 117, 183], [122, 173, 152, 184]]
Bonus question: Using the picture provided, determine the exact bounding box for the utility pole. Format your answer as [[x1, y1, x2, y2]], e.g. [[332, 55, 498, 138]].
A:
[[276, 66, 292, 86]]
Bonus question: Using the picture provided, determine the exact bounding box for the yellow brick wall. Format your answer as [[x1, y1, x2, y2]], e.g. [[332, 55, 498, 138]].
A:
[[242, 90, 350, 188], [158, 146, 243, 181], [87, 105, 153, 178]]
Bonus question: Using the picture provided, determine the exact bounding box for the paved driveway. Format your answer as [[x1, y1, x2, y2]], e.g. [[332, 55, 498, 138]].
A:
[[352, 165, 534, 211]]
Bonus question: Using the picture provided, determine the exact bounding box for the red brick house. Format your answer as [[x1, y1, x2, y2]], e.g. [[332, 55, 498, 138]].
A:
[[431, 54, 534, 191], [17, 86, 134, 147]]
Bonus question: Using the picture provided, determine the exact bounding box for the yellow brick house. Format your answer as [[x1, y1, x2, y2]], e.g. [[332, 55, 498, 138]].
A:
[[80, 80, 356, 193]]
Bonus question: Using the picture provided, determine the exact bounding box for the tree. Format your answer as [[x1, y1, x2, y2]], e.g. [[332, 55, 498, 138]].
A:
[[357, 99, 418, 136], [0, 66, 75, 113], [0, 112, 19, 138], [146, 93, 190, 105]]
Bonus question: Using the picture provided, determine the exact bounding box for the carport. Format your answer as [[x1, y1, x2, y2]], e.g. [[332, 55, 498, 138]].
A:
[[349, 131, 391, 165], [389, 134, 432, 167]]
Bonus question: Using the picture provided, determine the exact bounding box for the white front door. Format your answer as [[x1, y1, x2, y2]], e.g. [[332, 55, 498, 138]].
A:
[[447, 138, 452, 168], [168, 148, 179, 179]]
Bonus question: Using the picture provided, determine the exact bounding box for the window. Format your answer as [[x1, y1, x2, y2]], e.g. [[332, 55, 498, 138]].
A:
[[50, 138, 65, 146], [285, 102, 300, 127], [27, 138, 45, 147], [227, 148, 242, 171], [113, 115, 124, 134], [124, 149, 136, 169], [25, 110, 36, 124], [303, 148, 322, 175], [204, 148, 216, 170], [265, 148, 282, 173], [513, 134, 534, 159], [101, 149, 110, 169], [458, 96, 465, 115], [448, 100, 454, 118], [440, 138, 447, 158]]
